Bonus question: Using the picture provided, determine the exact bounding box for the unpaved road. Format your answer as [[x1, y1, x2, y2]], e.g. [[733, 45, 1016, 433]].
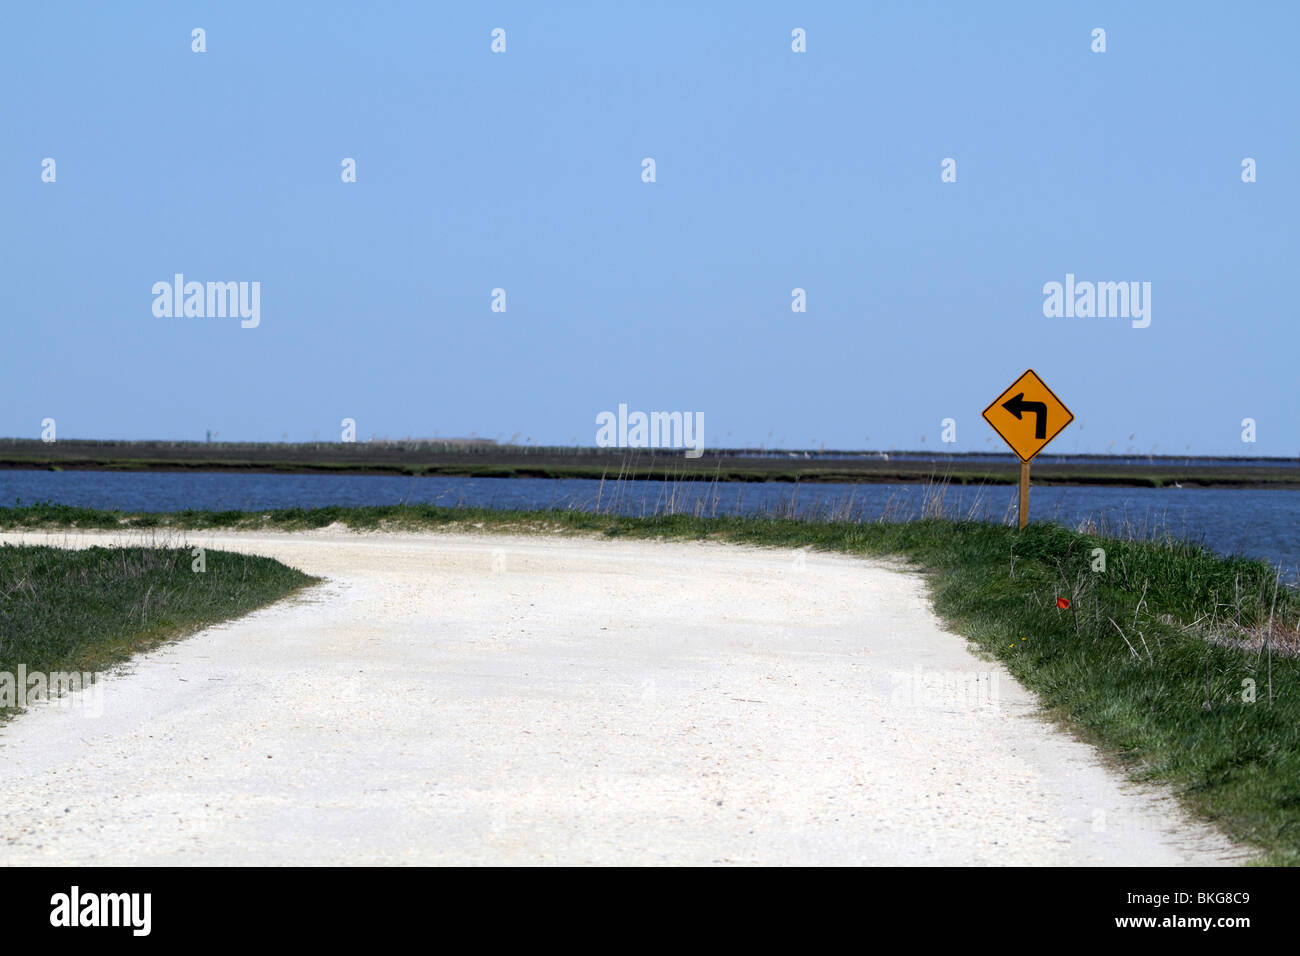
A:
[[0, 528, 1245, 865]]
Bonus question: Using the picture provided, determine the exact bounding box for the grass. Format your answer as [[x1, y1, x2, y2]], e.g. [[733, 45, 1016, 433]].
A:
[[6, 457, 1295, 487], [0, 537, 316, 721], [2, 437, 1297, 487], [1, 502, 1297, 862]]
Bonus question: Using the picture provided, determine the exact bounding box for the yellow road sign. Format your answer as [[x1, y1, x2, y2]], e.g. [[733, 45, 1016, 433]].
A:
[[982, 369, 1074, 462]]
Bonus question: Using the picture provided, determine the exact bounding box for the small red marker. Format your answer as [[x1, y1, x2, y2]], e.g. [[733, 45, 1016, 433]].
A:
[[1056, 597, 1070, 609]]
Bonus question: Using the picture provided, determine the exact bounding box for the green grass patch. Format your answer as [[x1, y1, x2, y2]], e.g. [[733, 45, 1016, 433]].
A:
[[1, 540, 316, 721]]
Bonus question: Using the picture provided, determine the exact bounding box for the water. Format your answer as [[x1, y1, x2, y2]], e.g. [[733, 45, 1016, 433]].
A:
[[2, 470, 1296, 577]]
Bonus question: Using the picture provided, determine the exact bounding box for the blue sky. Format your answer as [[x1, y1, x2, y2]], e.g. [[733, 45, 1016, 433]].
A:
[[4, 1, 1297, 455]]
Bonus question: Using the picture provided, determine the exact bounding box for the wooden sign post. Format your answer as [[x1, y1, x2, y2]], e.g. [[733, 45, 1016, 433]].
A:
[[1018, 460, 1030, 529]]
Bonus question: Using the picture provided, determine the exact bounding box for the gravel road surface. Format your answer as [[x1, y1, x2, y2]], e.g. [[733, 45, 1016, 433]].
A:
[[0, 528, 1245, 865]]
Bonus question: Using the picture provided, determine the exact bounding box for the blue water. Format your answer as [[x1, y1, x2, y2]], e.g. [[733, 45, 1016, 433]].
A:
[[2, 470, 1297, 577]]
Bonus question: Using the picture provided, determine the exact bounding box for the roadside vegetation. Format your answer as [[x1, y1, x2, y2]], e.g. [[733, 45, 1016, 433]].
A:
[[0, 538, 315, 721], [1, 502, 1297, 862], [2, 437, 1296, 487]]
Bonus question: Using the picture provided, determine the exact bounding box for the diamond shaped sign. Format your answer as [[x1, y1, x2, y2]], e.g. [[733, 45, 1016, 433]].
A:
[[982, 369, 1074, 462]]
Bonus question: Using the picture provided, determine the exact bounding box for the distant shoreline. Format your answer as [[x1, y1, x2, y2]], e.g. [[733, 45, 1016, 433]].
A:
[[1, 439, 1297, 489]]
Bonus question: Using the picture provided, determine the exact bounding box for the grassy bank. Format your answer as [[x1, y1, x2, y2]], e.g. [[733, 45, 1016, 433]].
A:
[[0, 539, 315, 721], [3, 438, 1298, 487], [2, 503, 1298, 863]]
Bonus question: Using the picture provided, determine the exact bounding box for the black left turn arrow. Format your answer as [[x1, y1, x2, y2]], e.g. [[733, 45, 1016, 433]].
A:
[[1002, 393, 1047, 439]]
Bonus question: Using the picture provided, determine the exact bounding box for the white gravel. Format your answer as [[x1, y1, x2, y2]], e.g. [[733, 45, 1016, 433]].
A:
[[0, 527, 1248, 865]]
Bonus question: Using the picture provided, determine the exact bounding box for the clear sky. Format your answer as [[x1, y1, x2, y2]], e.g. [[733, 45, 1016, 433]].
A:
[[4, 2, 1297, 455]]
